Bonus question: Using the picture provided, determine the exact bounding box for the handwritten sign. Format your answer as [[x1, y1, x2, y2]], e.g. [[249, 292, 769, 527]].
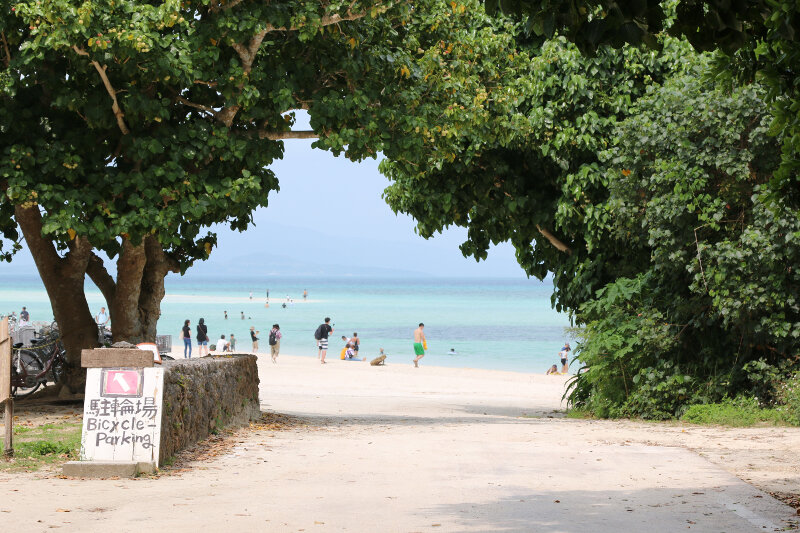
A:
[[80, 366, 164, 465], [102, 369, 143, 396]]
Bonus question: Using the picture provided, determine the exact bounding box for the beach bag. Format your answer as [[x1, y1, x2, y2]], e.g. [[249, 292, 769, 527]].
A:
[[269, 330, 278, 346], [314, 324, 325, 340]]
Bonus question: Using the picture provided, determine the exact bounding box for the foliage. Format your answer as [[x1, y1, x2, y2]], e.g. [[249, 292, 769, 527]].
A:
[[0, 0, 418, 267], [681, 396, 792, 427], [0, 0, 532, 371], [776, 372, 800, 426], [483, 0, 773, 54], [566, 68, 799, 418], [483, 0, 800, 198], [382, 35, 695, 314]]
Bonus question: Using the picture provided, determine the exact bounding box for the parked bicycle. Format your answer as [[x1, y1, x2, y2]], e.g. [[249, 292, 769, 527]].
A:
[[10, 327, 67, 399]]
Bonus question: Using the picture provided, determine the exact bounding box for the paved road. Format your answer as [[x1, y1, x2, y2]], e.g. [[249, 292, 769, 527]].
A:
[[1, 357, 796, 532]]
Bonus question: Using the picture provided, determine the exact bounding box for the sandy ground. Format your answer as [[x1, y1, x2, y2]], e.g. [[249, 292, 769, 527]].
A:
[[1, 352, 798, 532]]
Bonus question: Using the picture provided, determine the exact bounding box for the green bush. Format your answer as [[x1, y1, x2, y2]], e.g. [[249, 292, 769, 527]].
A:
[[682, 396, 789, 426], [776, 372, 800, 425]]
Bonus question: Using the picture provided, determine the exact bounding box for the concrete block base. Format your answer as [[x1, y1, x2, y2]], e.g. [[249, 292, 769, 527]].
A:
[[62, 461, 156, 478]]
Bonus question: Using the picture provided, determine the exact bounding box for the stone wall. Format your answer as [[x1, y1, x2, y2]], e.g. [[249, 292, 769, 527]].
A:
[[159, 354, 260, 460]]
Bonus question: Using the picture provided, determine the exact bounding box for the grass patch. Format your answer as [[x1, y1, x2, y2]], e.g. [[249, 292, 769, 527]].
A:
[[681, 396, 793, 427], [0, 421, 82, 472], [565, 408, 595, 419]]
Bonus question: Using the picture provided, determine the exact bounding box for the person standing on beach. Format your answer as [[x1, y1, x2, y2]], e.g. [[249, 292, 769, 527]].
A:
[[20, 306, 30, 323], [95, 306, 110, 327], [269, 324, 282, 364], [413, 323, 426, 367], [250, 326, 259, 352], [197, 318, 209, 357], [303, 289, 308, 301], [559, 342, 571, 374], [181, 319, 192, 358], [315, 317, 333, 364], [351, 332, 360, 358], [229, 333, 236, 352]]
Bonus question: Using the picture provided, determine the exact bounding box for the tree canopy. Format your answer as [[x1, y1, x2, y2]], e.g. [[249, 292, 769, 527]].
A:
[[0, 0, 526, 389]]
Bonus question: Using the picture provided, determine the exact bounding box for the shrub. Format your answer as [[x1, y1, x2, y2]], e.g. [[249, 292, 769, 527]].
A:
[[682, 396, 788, 426]]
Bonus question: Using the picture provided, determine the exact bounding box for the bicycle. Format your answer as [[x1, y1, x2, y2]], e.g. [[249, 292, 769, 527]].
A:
[[97, 324, 113, 346], [10, 330, 67, 399]]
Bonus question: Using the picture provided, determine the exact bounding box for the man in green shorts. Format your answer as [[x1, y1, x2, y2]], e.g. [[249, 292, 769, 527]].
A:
[[413, 323, 426, 368]]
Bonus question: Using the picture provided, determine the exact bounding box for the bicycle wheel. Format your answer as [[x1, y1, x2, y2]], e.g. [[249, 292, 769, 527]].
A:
[[11, 349, 43, 399], [45, 348, 66, 384]]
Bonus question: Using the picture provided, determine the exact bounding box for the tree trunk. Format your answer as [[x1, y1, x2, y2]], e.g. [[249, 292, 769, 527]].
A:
[[15, 206, 97, 393], [87, 235, 178, 345], [109, 238, 147, 343]]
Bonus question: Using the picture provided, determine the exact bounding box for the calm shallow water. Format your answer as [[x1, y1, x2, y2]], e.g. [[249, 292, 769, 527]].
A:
[[0, 274, 575, 373]]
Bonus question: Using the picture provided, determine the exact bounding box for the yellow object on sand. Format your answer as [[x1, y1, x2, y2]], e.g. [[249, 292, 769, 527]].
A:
[[340, 347, 347, 360]]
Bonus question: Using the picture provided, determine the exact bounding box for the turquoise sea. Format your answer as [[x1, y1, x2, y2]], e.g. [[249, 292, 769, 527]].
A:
[[0, 275, 575, 373]]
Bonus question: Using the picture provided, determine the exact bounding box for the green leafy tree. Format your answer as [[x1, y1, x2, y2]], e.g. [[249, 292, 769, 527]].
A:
[[568, 69, 798, 417], [382, 36, 694, 314], [484, 0, 800, 199], [0, 0, 519, 390]]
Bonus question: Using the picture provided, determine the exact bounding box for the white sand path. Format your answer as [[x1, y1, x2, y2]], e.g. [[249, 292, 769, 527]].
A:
[[1, 353, 797, 532]]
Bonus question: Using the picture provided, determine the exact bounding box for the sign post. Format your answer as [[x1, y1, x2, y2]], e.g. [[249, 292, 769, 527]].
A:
[[0, 317, 13, 458], [63, 348, 163, 477]]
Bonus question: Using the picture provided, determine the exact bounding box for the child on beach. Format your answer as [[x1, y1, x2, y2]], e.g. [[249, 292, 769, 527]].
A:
[[229, 333, 236, 352], [559, 343, 571, 373], [370, 348, 387, 366], [546, 364, 560, 375], [250, 327, 259, 352]]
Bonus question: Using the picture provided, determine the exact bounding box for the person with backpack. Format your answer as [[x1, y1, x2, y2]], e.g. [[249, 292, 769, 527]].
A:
[[314, 317, 334, 364], [269, 324, 282, 363]]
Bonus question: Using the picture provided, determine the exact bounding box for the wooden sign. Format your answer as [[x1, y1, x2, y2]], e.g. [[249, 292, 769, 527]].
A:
[[79, 366, 164, 465], [0, 317, 10, 403], [1, 317, 13, 457]]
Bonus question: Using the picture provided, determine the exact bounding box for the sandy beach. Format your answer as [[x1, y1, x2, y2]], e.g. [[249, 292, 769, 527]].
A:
[[1, 352, 798, 532]]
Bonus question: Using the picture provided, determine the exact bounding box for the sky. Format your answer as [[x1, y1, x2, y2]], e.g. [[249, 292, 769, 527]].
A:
[[3, 113, 530, 279]]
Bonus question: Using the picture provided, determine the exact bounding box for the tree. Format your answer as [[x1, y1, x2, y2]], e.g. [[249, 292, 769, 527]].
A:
[[0, 0, 524, 391], [381, 35, 694, 313], [483, 0, 800, 192], [568, 68, 797, 417]]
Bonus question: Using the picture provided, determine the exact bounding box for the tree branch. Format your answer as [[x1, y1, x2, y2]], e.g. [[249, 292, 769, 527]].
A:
[[64, 234, 93, 272], [1, 32, 11, 67], [220, 7, 368, 125], [536, 225, 572, 255], [175, 96, 218, 116], [258, 130, 318, 140], [14, 205, 63, 272], [72, 46, 130, 135], [210, 0, 246, 11], [86, 252, 117, 306], [261, 10, 369, 32]]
